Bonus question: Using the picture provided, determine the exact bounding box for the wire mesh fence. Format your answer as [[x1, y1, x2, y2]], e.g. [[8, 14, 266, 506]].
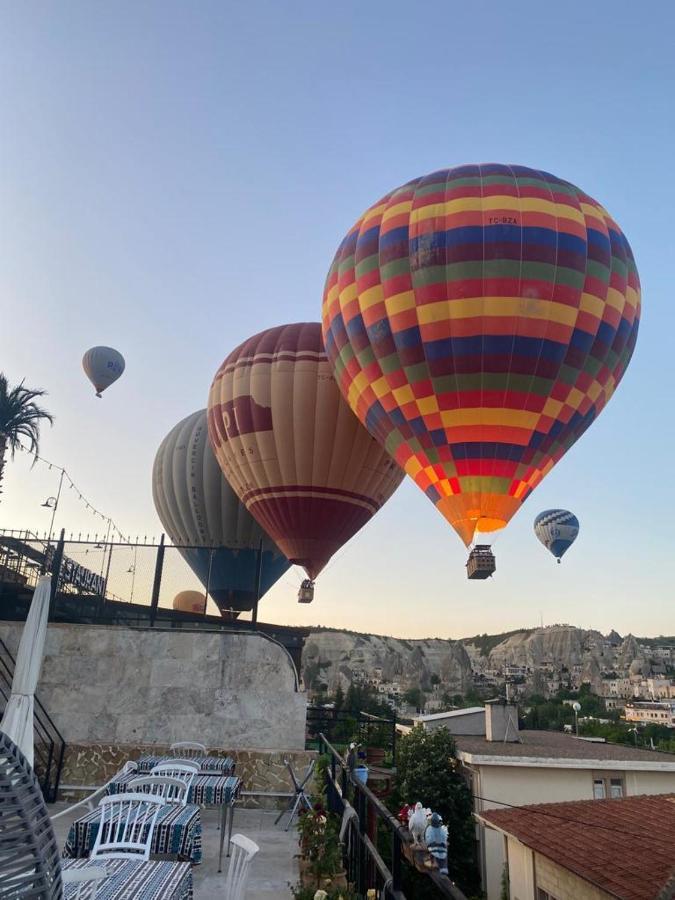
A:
[[0, 529, 261, 621]]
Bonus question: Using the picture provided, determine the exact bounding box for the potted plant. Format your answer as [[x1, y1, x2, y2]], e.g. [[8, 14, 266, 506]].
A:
[[297, 805, 347, 891]]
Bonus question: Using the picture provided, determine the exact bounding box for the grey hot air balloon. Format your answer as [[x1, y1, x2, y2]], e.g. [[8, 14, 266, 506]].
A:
[[152, 409, 291, 618], [82, 346, 125, 397]]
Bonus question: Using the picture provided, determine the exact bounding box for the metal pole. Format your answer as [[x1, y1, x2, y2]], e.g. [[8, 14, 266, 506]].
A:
[[48, 529, 66, 621], [149, 534, 165, 627], [48, 470, 65, 542], [251, 537, 263, 630], [204, 547, 214, 611]]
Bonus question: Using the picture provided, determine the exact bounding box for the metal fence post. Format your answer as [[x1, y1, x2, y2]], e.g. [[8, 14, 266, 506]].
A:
[[251, 537, 263, 630], [48, 529, 65, 621], [149, 534, 165, 627]]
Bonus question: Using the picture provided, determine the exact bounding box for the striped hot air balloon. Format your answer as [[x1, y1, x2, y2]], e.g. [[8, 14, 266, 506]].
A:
[[322, 164, 640, 548], [152, 409, 290, 617], [534, 509, 580, 562], [207, 323, 404, 581]]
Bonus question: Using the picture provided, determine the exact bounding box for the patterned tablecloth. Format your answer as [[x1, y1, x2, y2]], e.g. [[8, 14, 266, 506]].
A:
[[107, 772, 241, 807], [63, 803, 202, 864], [136, 754, 235, 774], [62, 858, 193, 900]]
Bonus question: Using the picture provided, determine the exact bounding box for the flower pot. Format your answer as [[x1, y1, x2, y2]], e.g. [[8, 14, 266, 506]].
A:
[[322, 870, 348, 891], [353, 765, 369, 785]]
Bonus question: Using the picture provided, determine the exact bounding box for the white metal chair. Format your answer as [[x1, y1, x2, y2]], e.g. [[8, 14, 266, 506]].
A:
[[127, 774, 191, 806], [223, 834, 259, 900], [169, 740, 207, 758], [89, 793, 165, 861]]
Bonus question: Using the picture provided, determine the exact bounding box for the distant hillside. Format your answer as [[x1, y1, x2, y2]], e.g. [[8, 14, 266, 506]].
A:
[[460, 629, 535, 657]]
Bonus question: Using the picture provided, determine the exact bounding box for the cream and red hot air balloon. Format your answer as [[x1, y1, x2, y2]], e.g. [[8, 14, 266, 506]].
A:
[[173, 590, 207, 615], [152, 408, 290, 617], [207, 322, 404, 599], [322, 164, 640, 575], [82, 346, 125, 397]]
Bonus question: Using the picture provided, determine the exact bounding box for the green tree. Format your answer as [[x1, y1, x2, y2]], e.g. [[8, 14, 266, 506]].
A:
[[391, 725, 480, 895], [333, 684, 345, 711], [0, 374, 53, 498], [403, 687, 425, 710]]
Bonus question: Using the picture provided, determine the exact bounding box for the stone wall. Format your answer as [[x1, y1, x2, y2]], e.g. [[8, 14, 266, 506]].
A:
[[59, 742, 317, 809], [0, 622, 307, 751]]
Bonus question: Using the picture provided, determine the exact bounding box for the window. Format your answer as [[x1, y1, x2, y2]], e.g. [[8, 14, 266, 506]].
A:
[[593, 773, 625, 799], [609, 778, 624, 799], [537, 889, 559, 900]]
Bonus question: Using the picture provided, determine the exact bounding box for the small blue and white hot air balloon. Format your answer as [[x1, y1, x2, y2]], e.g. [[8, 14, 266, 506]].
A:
[[82, 346, 125, 397], [534, 509, 580, 563]]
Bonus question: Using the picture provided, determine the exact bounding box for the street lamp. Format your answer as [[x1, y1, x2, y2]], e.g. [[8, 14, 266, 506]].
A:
[[41, 469, 65, 541], [572, 701, 581, 737]]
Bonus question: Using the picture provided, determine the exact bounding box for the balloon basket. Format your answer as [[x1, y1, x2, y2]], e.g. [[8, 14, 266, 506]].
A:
[[466, 545, 496, 579], [297, 579, 315, 603]]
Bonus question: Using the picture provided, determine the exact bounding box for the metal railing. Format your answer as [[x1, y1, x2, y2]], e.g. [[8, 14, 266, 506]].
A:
[[0, 637, 65, 802], [307, 707, 397, 764], [318, 733, 467, 900]]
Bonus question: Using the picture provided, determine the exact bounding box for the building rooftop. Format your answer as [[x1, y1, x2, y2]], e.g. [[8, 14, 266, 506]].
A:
[[414, 706, 485, 722], [479, 793, 675, 900], [455, 729, 675, 766]]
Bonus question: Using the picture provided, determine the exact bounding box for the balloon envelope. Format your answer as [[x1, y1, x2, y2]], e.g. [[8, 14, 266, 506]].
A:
[[322, 164, 640, 546], [82, 346, 125, 397], [173, 590, 207, 615], [152, 409, 290, 616], [534, 509, 579, 561], [207, 322, 404, 579]]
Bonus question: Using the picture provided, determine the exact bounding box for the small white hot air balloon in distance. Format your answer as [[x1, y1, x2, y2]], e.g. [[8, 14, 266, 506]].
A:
[[82, 346, 125, 398]]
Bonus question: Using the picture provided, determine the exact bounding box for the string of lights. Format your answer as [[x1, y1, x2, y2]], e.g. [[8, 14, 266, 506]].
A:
[[15, 443, 129, 542]]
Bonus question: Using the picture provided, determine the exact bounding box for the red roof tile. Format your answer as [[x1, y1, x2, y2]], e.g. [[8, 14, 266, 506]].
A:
[[480, 794, 675, 900]]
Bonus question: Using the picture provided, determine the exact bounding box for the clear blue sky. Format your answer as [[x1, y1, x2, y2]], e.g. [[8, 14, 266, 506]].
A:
[[1, 0, 673, 637]]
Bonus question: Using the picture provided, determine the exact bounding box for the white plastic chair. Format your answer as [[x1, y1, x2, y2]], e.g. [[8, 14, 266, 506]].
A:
[[128, 774, 191, 806], [51, 761, 139, 822], [223, 834, 259, 900], [152, 758, 200, 772], [62, 866, 109, 899], [169, 741, 207, 758], [90, 793, 165, 861]]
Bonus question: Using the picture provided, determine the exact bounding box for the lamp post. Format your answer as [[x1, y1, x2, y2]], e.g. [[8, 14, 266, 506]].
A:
[[572, 701, 581, 737], [41, 469, 65, 541]]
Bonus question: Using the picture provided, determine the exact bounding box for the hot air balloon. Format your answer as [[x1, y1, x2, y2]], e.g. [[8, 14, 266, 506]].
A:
[[173, 590, 207, 614], [82, 346, 125, 397], [152, 408, 290, 617], [534, 509, 579, 562], [322, 164, 640, 566], [207, 322, 404, 597]]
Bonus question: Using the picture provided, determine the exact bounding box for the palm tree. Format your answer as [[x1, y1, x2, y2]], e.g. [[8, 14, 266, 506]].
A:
[[0, 374, 54, 499]]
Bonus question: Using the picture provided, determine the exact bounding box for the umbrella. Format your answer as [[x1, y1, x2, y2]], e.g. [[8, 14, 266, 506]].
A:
[[1, 575, 51, 766]]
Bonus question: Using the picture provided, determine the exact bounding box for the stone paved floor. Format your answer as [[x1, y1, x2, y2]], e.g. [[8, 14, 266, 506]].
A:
[[50, 802, 298, 898]]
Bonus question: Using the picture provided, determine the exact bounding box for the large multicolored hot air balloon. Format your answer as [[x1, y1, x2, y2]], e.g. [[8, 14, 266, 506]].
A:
[[152, 408, 290, 617], [534, 509, 580, 562], [322, 164, 640, 548], [82, 346, 125, 397], [207, 322, 404, 581]]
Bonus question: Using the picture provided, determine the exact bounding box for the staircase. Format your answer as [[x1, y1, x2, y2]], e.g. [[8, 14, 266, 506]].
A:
[[0, 636, 65, 801]]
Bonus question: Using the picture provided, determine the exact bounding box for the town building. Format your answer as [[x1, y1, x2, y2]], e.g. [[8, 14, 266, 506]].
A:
[[477, 793, 675, 900], [624, 700, 675, 727], [454, 702, 675, 899], [413, 706, 486, 735]]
